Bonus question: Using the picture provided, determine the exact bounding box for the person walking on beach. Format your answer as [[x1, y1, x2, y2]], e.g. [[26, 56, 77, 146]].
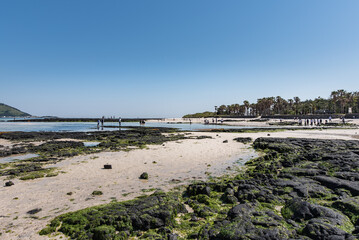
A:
[[97, 120, 100, 129], [119, 117, 122, 127]]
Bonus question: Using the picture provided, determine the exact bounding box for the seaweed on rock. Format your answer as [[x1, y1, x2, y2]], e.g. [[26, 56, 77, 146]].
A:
[[41, 137, 359, 239], [40, 191, 187, 239]]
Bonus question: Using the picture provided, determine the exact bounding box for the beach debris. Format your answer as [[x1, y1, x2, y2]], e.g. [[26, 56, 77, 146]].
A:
[[66, 192, 73, 195], [152, 161, 157, 164], [267, 134, 271, 136], [140, 172, 149, 180], [4, 181, 14, 187], [223, 140, 228, 143], [103, 164, 112, 169], [92, 190, 103, 196], [27, 208, 42, 215]]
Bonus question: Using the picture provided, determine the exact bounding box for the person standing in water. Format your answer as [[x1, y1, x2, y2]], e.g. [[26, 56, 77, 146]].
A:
[[119, 117, 122, 127]]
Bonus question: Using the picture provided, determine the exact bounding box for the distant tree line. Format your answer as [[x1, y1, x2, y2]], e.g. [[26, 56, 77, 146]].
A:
[[183, 89, 359, 118]]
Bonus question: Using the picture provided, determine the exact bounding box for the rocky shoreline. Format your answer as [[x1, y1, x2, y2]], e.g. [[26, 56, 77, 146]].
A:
[[38, 137, 359, 239], [0, 127, 185, 181]]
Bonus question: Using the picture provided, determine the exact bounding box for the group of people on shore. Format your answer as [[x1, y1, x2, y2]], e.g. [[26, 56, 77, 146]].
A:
[[97, 116, 105, 129], [96, 116, 123, 130], [96, 117, 148, 130], [295, 116, 346, 126], [297, 118, 325, 126], [204, 118, 224, 124]]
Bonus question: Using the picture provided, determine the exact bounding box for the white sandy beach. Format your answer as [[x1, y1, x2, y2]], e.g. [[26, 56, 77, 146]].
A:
[[1, 128, 359, 239]]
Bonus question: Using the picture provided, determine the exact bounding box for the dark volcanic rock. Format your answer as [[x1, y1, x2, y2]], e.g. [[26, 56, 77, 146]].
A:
[[332, 197, 359, 225], [1, 163, 44, 177], [103, 164, 112, 169], [233, 137, 252, 143], [314, 176, 359, 196], [282, 198, 348, 225], [41, 192, 186, 238], [139, 172, 149, 180], [4, 181, 14, 187], [200, 203, 292, 240], [302, 219, 355, 240], [27, 208, 42, 214], [40, 137, 359, 239], [186, 183, 211, 196]]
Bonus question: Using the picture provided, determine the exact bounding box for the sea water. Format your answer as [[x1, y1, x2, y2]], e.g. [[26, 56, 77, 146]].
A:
[[0, 154, 39, 164], [0, 121, 268, 132]]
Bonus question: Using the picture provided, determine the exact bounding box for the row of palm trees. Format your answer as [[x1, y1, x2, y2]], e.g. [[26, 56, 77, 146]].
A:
[[214, 90, 359, 116]]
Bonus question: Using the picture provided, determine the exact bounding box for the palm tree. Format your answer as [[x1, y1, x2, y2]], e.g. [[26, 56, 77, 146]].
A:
[[233, 104, 240, 115], [217, 105, 226, 115], [293, 97, 300, 115], [330, 90, 339, 113], [274, 96, 287, 114], [243, 100, 250, 116]]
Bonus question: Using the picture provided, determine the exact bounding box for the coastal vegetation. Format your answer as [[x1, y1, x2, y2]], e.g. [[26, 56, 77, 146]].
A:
[[40, 137, 359, 239], [184, 89, 359, 118], [0, 103, 30, 117]]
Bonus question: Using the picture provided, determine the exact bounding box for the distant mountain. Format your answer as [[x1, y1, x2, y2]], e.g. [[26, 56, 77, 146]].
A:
[[0, 103, 31, 117]]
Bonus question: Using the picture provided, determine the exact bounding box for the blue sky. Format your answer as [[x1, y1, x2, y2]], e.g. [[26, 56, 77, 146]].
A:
[[1, 1, 358, 117]]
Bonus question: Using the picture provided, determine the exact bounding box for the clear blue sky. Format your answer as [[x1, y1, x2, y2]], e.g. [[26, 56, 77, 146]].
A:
[[1, 1, 358, 117]]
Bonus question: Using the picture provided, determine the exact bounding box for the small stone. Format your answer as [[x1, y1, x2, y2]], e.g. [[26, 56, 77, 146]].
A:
[[27, 208, 42, 215], [92, 190, 103, 196], [140, 172, 149, 180], [103, 164, 112, 169], [223, 140, 228, 143], [4, 181, 14, 187]]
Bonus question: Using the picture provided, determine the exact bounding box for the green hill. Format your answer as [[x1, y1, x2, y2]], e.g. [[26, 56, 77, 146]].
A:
[[0, 103, 30, 117]]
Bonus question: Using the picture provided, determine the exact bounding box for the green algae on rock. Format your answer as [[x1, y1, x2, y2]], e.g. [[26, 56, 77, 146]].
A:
[[40, 138, 359, 239]]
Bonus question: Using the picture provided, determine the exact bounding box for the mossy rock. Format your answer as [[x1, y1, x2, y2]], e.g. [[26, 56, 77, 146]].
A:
[[92, 225, 117, 240], [140, 172, 149, 180], [92, 190, 103, 196], [332, 196, 359, 225]]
